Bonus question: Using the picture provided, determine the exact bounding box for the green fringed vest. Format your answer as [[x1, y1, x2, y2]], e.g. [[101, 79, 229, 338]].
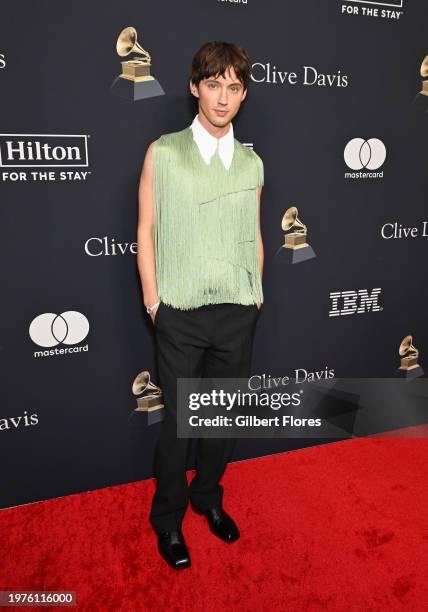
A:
[[153, 125, 264, 310]]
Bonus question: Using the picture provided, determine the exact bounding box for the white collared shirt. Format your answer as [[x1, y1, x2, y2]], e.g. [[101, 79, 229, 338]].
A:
[[190, 113, 234, 170]]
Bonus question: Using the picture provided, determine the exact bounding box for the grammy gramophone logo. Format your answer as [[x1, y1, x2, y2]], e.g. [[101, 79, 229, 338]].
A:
[[275, 206, 316, 264], [397, 335, 424, 378], [110, 26, 165, 101], [131, 370, 164, 425], [412, 55, 428, 112]]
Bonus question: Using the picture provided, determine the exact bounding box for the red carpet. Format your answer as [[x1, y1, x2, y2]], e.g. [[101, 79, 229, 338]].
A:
[[1, 430, 427, 611]]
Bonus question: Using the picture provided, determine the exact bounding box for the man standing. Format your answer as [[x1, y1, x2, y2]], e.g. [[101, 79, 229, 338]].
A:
[[137, 41, 264, 569]]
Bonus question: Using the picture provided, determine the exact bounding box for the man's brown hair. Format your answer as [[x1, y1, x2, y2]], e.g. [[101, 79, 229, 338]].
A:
[[190, 41, 252, 91]]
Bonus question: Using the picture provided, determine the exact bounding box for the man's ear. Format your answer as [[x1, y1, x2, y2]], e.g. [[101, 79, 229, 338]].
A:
[[189, 79, 199, 98], [241, 88, 248, 102]]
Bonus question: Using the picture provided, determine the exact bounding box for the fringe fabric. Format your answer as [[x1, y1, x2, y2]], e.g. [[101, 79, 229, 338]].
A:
[[153, 126, 264, 311]]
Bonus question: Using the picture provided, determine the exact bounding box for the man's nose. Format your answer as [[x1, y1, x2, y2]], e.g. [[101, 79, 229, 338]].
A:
[[218, 87, 228, 105]]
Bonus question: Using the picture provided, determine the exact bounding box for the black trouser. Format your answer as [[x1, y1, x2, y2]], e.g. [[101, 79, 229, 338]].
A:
[[149, 301, 259, 534]]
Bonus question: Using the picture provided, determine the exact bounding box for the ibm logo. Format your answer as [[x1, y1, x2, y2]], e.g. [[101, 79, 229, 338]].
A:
[[329, 288, 383, 317]]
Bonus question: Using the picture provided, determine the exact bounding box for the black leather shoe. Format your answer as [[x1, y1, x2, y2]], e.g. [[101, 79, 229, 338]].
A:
[[204, 507, 240, 543], [157, 530, 191, 569]]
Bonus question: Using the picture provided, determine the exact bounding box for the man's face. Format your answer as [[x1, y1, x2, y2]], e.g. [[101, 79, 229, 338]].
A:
[[189, 65, 247, 128]]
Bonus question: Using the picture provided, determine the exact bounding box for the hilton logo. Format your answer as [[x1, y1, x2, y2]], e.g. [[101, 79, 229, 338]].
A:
[[0, 134, 91, 182], [329, 288, 383, 317], [341, 0, 404, 20]]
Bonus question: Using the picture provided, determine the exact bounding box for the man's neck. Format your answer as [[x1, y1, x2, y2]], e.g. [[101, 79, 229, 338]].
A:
[[197, 109, 231, 139]]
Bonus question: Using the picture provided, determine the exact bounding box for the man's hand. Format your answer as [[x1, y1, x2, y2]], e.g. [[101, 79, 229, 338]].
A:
[[150, 303, 160, 324]]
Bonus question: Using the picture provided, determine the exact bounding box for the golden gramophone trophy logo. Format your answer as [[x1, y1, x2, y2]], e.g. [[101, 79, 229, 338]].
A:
[[110, 26, 165, 101], [412, 55, 428, 112], [132, 370, 164, 425], [275, 206, 316, 264], [397, 335, 424, 379]]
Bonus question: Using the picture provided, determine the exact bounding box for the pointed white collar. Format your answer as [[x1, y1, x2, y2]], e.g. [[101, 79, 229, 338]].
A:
[[190, 114, 234, 170]]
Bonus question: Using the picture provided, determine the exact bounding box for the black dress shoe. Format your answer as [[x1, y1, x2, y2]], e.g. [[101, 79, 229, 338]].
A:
[[157, 530, 191, 569], [204, 507, 240, 543]]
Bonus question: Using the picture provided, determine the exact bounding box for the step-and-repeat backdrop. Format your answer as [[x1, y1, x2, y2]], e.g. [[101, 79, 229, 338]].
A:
[[2, 0, 427, 509]]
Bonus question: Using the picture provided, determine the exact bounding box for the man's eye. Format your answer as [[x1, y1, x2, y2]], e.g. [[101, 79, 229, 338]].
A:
[[208, 83, 218, 89]]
